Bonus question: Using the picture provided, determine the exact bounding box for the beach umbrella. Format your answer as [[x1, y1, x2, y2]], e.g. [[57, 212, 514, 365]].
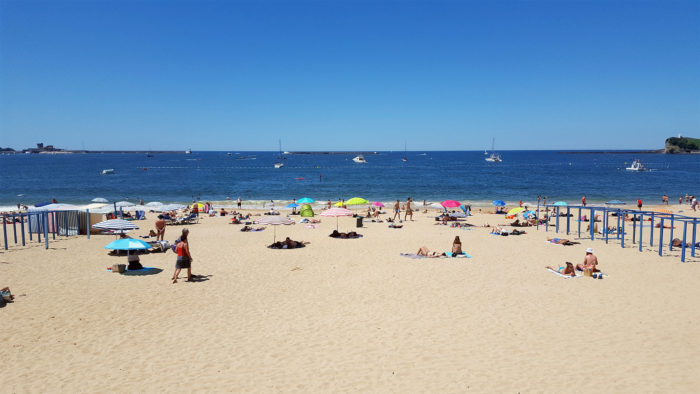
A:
[[297, 197, 315, 204], [92, 197, 109, 203], [145, 201, 163, 207], [286, 203, 299, 208], [507, 207, 525, 215], [492, 200, 506, 206], [522, 210, 536, 218], [346, 197, 369, 205], [553, 201, 568, 206], [115, 201, 135, 207], [104, 238, 152, 251], [372, 202, 385, 207], [441, 200, 461, 208], [104, 238, 152, 263], [321, 207, 354, 230], [92, 219, 139, 231], [429, 203, 445, 210], [605, 200, 626, 205], [156, 204, 186, 212], [255, 215, 294, 242]]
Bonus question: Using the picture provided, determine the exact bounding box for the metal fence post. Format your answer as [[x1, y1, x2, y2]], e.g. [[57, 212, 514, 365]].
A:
[[20, 214, 25, 246], [669, 215, 674, 251], [658, 218, 664, 256], [44, 213, 49, 249], [639, 213, 643, 252], [682, 221, 688, 262], [649, 212, 655, 247]]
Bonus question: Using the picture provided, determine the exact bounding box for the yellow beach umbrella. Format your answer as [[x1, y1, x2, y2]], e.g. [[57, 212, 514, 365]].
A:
[[507, 207, 525, 215]]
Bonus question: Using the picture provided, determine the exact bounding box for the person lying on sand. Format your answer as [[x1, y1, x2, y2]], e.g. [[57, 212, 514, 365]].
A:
[[269, 237, 310, 249], [547, 237, 574, 245], [416, 246, 446, 257], [546, 262, 576, 277]]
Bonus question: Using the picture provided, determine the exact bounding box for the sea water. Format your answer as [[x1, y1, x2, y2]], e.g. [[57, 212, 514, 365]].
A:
[[1, 151, 698, 208]]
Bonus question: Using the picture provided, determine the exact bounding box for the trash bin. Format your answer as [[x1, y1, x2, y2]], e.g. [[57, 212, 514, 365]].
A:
[[356, 217, 363, 228]]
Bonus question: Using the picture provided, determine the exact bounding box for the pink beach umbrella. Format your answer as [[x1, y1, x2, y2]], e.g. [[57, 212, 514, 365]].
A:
[[320, 207, 354, 231], [371, 202, 385, 207], [441, 200, 462, 208]]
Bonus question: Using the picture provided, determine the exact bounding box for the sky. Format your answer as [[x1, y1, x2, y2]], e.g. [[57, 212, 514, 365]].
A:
[[1, 0, 698, 151]]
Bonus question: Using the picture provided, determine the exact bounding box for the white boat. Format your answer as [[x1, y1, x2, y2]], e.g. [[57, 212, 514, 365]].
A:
[[402, 142, 407, 162], [185, 149, 192, 154], [353, 155, 367, 164], [485, 137, 502, 162], [485, 153, 502, 162], [626, 159, 646, 171], [274, 139, 284, 168], [101, 169, 115, 175]]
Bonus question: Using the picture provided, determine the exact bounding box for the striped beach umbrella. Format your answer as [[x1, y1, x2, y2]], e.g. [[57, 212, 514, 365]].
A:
[[255, 215, 295, 242], [321, 207, 354, 231], [92, 219, 139, 231]]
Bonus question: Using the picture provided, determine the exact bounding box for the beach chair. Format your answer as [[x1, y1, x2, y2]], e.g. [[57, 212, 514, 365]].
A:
[[185, 213, 199, 224]]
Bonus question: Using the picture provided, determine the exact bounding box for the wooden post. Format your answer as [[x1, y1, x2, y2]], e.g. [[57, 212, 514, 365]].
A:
[[87, 209, 90, 240]]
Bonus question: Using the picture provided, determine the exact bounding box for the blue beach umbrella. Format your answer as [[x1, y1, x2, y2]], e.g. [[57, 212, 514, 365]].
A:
[[553, 201, 568, 206], [492, 200, 506, 206], [297, 197, 315, 204], [286, 203, 299, 208], [104, 238, 152, 251]]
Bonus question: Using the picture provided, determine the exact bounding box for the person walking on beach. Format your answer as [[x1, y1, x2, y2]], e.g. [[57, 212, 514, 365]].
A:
[[172, 228, 192, 283], [637, 198, 643, 211], [405, 197, 413, 221], [192, 201, 199, 217], [393, 200, 401, 221], [327, 200, 332, 209], [581, 195, 587, 207], [237, 197, 242, 208]]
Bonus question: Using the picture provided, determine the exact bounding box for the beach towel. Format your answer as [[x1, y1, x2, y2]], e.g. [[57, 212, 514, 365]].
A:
[[445, 251, 472, 258], [545, 240, 580, 246], [400, 252, 471, 259], [547, 268, 582, 278]]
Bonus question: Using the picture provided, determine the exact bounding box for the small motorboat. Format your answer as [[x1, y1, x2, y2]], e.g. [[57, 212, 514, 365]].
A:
[[353, 155, 367, 164], [625, 159, 646, 171], [101, 169, 115, 175]]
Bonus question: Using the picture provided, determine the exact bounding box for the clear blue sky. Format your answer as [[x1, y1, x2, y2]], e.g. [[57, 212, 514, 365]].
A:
[[1, 0, 698, 151]]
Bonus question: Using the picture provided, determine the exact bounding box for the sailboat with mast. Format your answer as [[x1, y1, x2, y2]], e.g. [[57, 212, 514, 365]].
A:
[[485, 137, 502, 163], [274, 139, 284, 168], [402, 142, 407, 162]]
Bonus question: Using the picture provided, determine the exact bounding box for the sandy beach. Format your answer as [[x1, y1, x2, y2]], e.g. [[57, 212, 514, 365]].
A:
[[2, 203, 700, 393]]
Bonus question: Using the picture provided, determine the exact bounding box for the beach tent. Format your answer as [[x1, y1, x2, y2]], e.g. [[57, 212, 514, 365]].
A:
[[300, 204, 314, 217]]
